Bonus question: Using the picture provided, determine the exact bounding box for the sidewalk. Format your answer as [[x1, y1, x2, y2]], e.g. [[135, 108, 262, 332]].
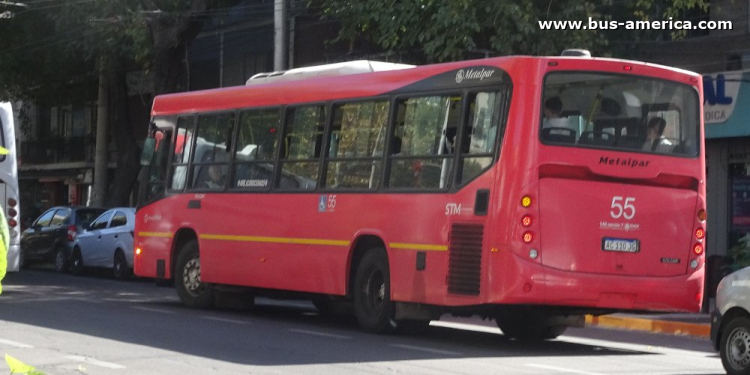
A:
[[585, 313, 711, 338]]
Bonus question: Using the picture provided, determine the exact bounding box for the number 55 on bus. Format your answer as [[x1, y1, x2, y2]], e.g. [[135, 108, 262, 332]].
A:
[[135, 54, 705, 340]]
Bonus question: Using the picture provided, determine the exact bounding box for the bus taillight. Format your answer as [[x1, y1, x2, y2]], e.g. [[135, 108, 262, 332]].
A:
[[695, 228, 705, 240], [8, 219, 16, 228], [7, 208, 16, 217], [693, 243, 704, 255], [135, 247, 142, 256], [697, 209, 707, 222], [521, 196, 532, 208], [522, 232, 534, 243], [521, 215, 532, 227], [7, 198, 16, 207]]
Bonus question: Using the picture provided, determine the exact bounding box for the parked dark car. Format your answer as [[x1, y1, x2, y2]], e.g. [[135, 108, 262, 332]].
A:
[[20, 206, 106, 272]]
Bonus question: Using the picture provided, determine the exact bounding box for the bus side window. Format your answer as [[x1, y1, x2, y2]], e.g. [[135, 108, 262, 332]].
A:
[[278, 105, 325, 190], [188, 112, 234, 191], [458, 91, 503, 185], [388, 95, 460, 189], [169, 117, 194, 191], [233, 109, 279, 190], [324, 100, 388, 189]]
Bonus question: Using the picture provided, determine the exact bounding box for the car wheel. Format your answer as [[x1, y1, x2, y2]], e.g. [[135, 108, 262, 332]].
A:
[[54, 247, 68, 273], [113, 250, 130, 280], [721, 316, 750, 375], [175, 240, 214, 309], [353, 248, 395, 333], [70, 248, 85, 276], [19, 248, 28, 269]]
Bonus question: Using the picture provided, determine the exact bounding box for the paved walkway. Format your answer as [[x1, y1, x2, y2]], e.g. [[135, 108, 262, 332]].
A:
[[585, 313, 711, 338]]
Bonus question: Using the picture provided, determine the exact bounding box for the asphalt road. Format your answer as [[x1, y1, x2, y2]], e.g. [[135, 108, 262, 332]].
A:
[[0, 269, 724, 375]]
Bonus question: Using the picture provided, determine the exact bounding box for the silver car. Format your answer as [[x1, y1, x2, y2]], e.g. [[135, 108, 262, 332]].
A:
[[70, 208, 135, 279]]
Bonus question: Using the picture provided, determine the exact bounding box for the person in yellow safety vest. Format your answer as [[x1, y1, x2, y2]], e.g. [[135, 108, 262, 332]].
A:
[[0, 146, 10, 294]]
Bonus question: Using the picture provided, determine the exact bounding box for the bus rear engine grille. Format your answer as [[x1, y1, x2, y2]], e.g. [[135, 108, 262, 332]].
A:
[[447, 223, 484, 296]]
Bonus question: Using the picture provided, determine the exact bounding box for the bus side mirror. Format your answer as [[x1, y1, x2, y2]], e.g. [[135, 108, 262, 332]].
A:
[[141, 138, 156, 166]]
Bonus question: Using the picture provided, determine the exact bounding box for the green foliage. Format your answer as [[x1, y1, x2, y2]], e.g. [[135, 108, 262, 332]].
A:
[[312, 0, 711, 62], [728, 236, 750, 272]]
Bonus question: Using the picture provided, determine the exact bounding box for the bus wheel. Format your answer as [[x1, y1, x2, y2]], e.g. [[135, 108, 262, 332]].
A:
[[495, 310, 568, 340], [721, 316, 750, 375], [353, 249, 395, 333], [175, 240, 215, 309]]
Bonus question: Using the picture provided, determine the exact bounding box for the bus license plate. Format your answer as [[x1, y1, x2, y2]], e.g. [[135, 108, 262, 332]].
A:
[[602, 238, 640, 253]]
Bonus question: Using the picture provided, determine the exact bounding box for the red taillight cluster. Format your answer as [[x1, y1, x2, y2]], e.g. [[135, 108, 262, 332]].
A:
[[67, 225, 77, 241], [6, 197, 17, 234], [521, 195, 534, 245], [690, 208, 706, 269]]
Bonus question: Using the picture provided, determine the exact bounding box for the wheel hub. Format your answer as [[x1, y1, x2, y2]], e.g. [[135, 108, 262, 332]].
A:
[[183, 258, 203, 295], [729, 327, 750, 369]]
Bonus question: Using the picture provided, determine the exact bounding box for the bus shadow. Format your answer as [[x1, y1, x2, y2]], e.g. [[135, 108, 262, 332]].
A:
[[0, 270, 681, 368]]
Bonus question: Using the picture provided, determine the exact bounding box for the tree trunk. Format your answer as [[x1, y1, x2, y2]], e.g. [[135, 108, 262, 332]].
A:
[[105, 61, 141, 207], [91, 57, 109, 207]]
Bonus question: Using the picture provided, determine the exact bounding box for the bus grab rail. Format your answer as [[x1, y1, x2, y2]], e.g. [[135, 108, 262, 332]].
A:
[[538, 164, 699, 191]]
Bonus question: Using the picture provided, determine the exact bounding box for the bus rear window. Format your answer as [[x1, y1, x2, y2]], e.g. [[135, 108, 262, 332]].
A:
[[541, 72, 700, 157]]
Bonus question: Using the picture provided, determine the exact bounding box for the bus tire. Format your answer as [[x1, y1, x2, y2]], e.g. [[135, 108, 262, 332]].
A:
[[175, 240, 215, 309], [496, 310, 568, 340], [353, 248, 395, 333]]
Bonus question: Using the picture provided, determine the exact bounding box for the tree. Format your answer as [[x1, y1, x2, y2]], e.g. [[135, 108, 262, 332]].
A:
[[312, 0, 710, 63], [0, 0, 239, 207]]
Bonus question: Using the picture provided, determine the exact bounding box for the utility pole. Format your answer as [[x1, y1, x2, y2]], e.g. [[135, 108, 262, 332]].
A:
[[92, 57, 109, 207], [274, 0, 287, 71]]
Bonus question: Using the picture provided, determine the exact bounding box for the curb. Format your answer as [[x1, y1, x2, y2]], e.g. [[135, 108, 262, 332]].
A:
[[585, 315, 710, 338]]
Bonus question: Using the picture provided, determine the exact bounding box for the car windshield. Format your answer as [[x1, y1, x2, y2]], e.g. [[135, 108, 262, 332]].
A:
[[75, 209, 106, 228]]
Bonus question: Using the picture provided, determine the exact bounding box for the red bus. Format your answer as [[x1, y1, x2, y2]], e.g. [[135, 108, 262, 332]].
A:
[[135, 55, 705, 339]]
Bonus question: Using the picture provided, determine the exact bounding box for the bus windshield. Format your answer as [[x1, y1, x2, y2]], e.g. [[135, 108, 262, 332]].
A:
[[541, 72, 700, 157]]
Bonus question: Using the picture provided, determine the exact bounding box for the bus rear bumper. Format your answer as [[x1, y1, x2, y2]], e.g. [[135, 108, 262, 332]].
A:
[[485, 251, 704, 313], [513, 263, 704, 313]]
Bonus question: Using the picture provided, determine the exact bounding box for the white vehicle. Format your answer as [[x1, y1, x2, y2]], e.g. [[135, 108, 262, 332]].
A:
[[71, 208, 135, 279], [0, 102, 20, 272], [712, 266, 750, 375]]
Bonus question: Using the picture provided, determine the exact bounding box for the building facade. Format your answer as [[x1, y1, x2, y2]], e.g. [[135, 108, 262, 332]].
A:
[[17, 0, 348, 222]]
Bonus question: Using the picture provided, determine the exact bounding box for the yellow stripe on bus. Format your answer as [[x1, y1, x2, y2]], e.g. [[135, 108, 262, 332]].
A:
[[389, 243, 448, 251], [138, 232, 173, 238], [200, 234, 350, 247]]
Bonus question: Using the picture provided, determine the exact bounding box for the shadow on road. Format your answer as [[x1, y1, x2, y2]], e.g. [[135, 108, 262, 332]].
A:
[[0, 270, 681, 367]]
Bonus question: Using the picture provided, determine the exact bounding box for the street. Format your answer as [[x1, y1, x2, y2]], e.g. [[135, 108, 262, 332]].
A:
[[0, 269, 724, 375]]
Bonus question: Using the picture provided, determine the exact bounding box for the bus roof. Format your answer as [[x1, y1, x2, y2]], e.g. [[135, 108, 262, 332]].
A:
[[151, 56, 700, 117]]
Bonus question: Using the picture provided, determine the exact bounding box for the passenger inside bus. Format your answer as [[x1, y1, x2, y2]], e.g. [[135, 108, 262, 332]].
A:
[[542, 96, 576, 143], [205, 165, 226, 189], [642, 117, 674, 153]]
